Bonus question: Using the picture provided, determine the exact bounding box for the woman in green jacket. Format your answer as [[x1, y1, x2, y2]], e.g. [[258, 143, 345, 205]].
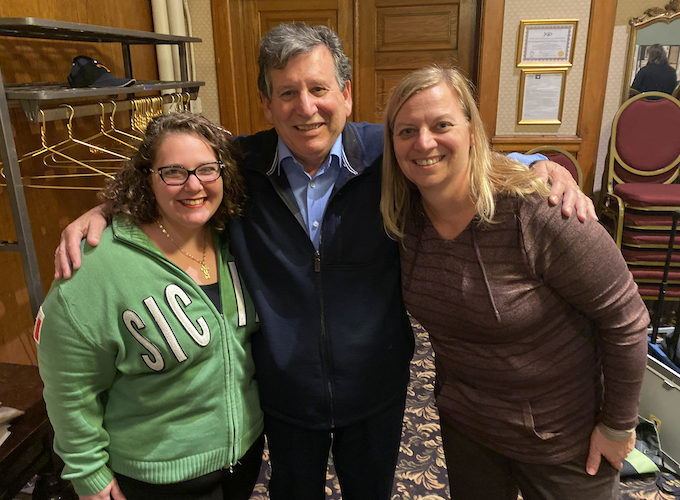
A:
[[36, 113, 263, 500]]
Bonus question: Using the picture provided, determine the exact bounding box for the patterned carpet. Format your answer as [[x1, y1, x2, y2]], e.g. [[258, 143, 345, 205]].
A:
[[249, 318, 679, 500]]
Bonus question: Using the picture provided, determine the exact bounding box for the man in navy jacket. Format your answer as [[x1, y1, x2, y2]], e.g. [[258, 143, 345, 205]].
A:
[[56, 22, 595, 500]]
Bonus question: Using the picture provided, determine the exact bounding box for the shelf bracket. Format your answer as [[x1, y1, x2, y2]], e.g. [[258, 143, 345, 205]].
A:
[[19, 99, 40, 124]]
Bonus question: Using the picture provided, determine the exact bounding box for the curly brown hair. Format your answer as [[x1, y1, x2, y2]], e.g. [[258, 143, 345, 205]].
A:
[[99, 112, 246, 231]]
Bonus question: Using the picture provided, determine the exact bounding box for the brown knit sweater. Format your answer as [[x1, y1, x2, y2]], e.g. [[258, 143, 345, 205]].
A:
[[401, 193, 649, 465]]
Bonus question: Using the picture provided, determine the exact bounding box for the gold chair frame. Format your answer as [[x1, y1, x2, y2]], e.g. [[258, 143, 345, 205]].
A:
[[598, 91, 680, 248]]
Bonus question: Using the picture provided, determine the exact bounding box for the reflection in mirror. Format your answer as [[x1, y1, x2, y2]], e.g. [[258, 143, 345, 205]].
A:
[[623, 1, 680, 101]]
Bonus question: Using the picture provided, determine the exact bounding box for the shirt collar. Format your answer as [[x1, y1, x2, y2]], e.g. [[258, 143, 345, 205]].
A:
[[276, 133, 344, 176]]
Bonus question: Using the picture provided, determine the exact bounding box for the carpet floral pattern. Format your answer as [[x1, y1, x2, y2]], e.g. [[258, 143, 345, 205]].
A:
[[249, 318, 677, 500]]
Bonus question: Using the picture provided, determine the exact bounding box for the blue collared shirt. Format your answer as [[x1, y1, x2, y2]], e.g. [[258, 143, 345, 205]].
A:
[[507, 152, 548, 166], [278, 135, 344, 250]]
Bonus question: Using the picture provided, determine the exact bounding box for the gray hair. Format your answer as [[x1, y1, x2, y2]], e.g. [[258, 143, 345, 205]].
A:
[[257, 22, 352, 99]]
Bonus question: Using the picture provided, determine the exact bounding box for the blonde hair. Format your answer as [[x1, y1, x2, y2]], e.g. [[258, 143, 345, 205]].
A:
[[381, 66, 548, 239]]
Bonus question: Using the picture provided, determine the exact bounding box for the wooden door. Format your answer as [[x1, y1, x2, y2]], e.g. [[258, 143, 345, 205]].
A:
[[354, 0, 478, 123], [213, 0, 477, 133]]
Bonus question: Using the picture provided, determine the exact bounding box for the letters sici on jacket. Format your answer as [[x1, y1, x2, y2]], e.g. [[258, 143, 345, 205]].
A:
[[36, 215, 263, 496]]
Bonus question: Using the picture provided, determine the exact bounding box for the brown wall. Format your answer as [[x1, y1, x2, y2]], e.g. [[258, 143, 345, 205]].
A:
[[0, 0, 158, 365]]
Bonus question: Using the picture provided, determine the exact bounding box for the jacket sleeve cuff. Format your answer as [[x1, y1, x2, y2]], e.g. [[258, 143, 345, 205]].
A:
[[597, 422, 636, 442], [68, 465, 116, 497]]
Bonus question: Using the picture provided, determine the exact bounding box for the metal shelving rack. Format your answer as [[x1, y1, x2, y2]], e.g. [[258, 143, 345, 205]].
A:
[[0, 17, 204, 317]]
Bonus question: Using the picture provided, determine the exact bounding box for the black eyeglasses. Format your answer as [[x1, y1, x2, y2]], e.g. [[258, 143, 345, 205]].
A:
[[150, 161, 224, 185]]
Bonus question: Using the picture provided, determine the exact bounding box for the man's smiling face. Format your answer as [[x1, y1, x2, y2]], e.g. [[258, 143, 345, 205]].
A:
[[261, 45, 352, 175]]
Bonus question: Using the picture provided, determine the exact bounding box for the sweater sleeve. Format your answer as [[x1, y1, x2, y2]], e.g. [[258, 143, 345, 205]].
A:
[[37, 286, 119, 496], [521, 197, 649, 431]]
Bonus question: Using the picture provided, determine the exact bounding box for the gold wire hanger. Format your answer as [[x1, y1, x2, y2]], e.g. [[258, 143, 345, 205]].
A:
[[108, 100, 143, 142], [40, 103, 131, 169], [17, 106, 113, 182], [21, 101, 128, 164], [60, 104, 131, 160], [97, 102, 138, 151], [131, 98, 142, 134], [42, 102, 136, 167]]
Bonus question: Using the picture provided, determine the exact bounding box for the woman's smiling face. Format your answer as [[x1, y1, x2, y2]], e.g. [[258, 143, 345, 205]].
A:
[[392, 83, 474, 195], [149, 132, 224, 236]]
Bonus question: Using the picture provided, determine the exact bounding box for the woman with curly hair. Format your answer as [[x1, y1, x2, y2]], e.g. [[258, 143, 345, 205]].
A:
[[381, 67, 649, 500], [36, 113, 264, 500]]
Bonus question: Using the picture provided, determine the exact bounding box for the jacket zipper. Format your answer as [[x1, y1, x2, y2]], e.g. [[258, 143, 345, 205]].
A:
[[265, 167, 366, 429], [119, 234, 240, 472], [222, 312, 238, 473], [216, 249, 239, 473], [315, 233, 336, 428]]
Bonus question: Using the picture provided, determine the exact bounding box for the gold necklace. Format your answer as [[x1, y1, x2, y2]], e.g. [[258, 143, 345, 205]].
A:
[[157, 221, 211, 280]]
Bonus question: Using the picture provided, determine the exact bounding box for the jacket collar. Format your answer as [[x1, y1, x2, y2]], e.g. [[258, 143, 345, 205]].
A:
[[240, 121, 370, 182], [112, 214, 224, 260], [112, 214, 159, 253]]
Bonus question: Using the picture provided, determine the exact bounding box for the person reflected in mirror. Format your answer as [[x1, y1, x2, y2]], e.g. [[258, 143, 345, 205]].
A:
[[632, 44, 678, 95], [381, 66, 649, 500], [36, 113, 263, 500]]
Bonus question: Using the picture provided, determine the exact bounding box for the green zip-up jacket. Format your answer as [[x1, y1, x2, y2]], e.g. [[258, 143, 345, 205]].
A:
[[36, 215, 262, 496]]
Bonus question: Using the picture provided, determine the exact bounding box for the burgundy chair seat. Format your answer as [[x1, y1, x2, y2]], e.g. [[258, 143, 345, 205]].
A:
[[614, 183, 680, 206], [622, 248, 680, 263], [622, 230, 680, 245], [631, 268, 680, 280], [624, 212, 680, 226], [637, 285, 680, 298]]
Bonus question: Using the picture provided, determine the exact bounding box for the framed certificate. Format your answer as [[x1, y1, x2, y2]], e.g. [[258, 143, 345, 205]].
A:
[[517, 19, 578, 67], [518, 69, 567, 124]]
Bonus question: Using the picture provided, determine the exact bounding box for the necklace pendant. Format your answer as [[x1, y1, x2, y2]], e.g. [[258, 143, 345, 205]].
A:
[[201, 263, 211, 280]]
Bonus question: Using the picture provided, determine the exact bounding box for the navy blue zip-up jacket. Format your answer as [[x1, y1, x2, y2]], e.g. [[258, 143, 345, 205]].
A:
[[230, 121, 415, 429]]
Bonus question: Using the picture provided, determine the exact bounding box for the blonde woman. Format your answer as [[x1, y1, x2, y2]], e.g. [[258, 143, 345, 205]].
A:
[[381, 67, 649, 500]]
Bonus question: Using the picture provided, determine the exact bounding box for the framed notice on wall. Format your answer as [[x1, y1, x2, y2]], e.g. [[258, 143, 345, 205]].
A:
[[517, 19, 578, 67], [518, 69, 566, 124]]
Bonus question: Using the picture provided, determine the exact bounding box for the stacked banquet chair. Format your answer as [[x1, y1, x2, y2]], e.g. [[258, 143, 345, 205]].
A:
[[598, 91, 680, 351], [526, 146, 583, 188], [647, 211, 680, 372]]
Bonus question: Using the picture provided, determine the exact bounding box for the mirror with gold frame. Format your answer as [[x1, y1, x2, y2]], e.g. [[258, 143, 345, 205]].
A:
[[622, 0, 680, 102]]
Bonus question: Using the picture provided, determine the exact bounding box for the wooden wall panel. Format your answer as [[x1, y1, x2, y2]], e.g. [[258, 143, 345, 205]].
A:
[[356, 0, 477, 123], [491, 135, 582, 153], [0, 0, 158, 365], [577, 0, 617, 194], [376, 6, 459, 52], [477, 0, 505, 138], [260, 12, 337, 32]]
